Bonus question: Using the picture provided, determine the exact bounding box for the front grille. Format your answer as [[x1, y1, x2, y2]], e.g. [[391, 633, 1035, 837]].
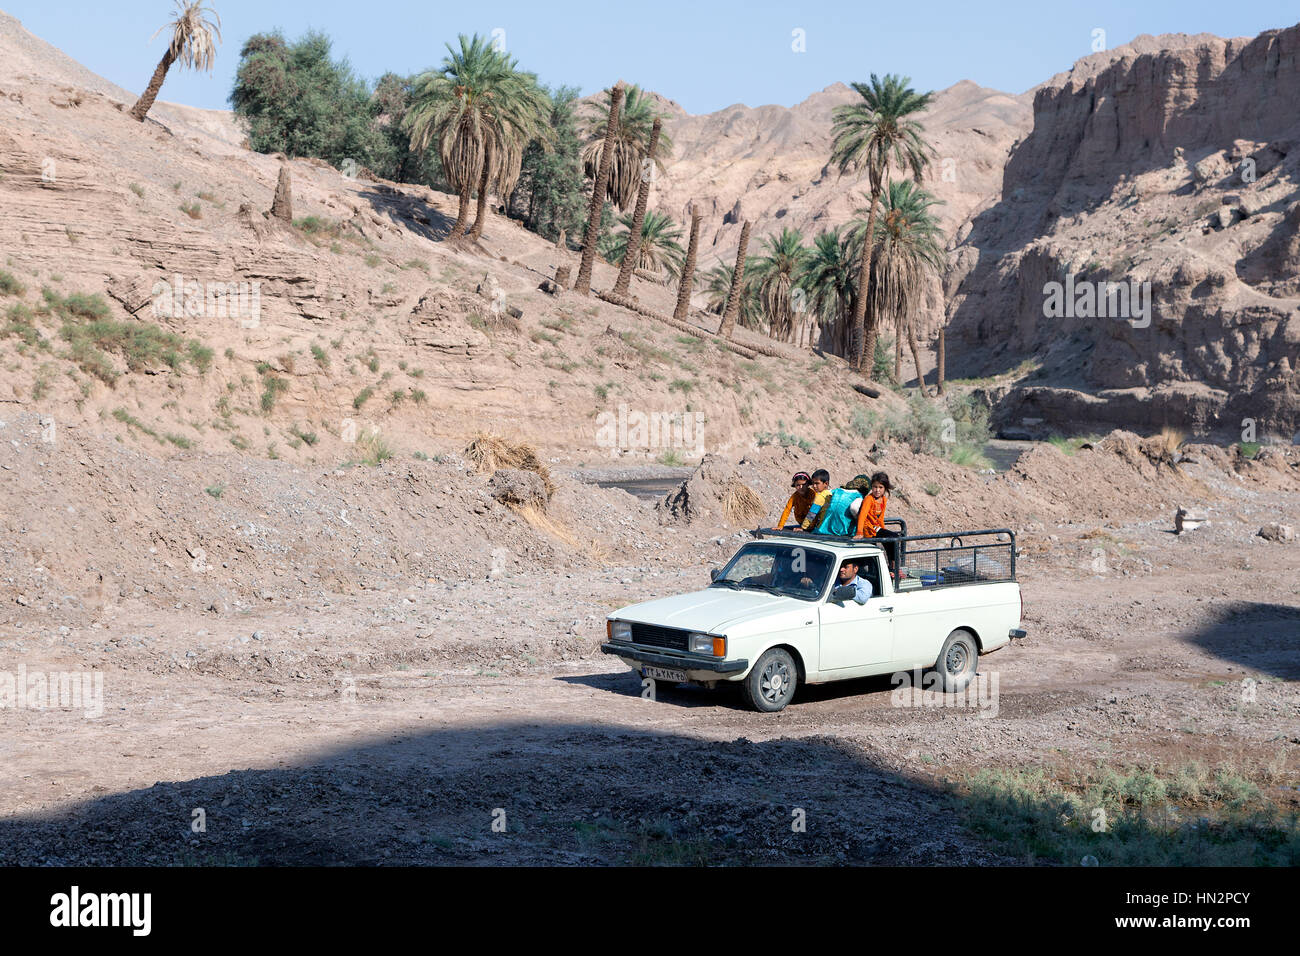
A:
[[628, 622, 690, 651]]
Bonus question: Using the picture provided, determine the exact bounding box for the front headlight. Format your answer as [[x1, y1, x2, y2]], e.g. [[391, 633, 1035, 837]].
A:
[[611, 621, 632, 642], [688, 632, 713, 654]]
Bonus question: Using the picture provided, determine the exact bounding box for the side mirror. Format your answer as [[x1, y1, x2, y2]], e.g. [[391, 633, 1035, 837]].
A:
[[831, 584, 856, 603], [709, 568, 722, 582]]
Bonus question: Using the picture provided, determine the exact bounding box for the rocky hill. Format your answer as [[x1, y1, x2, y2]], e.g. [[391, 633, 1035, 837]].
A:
[[586, 80, 1032, 339], [0, 9, 898, 474], [945, 25, 1300, 440]]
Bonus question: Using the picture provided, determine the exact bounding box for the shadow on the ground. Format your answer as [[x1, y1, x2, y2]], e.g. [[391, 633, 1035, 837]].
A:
[[558, 669, 903, 712], [357, 184, 456, 242], [1179, 601, 1300, 680], [0, 719, 1011, 867]]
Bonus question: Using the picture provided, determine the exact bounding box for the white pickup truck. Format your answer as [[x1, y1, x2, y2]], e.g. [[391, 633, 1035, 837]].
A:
[[602, 526, 1025, 712]]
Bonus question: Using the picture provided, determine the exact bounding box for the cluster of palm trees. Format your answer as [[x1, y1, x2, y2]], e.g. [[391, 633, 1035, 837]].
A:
[[123, 6, 947, 388], [701, 175, 945, 386], [573, 72, 948, 388], [697, 75, 947, 388], [403, 35, 552, 242]]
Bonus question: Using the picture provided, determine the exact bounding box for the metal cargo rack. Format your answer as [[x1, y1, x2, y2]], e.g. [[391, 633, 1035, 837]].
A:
[[754, 523, 1017, 587]]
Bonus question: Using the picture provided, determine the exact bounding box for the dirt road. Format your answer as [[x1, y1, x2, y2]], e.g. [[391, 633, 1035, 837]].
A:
[[1, 484, 1296, 865]]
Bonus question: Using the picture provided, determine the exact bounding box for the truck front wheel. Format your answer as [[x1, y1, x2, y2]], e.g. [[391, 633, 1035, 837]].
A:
[[933, 629, 978, 693], [742, 647, 798, 712]]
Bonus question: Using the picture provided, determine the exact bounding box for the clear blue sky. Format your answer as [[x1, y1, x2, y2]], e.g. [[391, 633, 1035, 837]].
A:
[[5, 1, 1295, 114]]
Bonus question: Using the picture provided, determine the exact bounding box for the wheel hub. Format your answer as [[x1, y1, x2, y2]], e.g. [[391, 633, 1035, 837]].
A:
[[763, 662, 789, 700]]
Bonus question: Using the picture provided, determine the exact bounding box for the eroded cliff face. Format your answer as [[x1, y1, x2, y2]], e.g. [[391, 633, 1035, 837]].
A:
[[947, 25, 1300, 440]]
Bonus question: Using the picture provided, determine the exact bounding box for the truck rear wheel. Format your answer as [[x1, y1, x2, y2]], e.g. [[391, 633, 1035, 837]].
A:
[[933, 629, 978, 693], [742, 647, 798, 712]]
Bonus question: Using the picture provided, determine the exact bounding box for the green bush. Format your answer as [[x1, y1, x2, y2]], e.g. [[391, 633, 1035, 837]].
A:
[[2, 303, 42, 347], [959, 763, 1299, 866], [290, 424, 318, 446], [231, 32, 442, 187], [872, 393, 992, 468], [357, 430, 392, 465], [260, 375, 289, 413]]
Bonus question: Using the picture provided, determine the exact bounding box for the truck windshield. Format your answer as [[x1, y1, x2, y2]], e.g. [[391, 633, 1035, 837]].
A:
[[712, 543, 834, 601]]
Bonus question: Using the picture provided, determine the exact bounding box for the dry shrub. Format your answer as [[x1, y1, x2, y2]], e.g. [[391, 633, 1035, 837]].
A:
[[722, 478, 765, 526], [510, 503, 608, 562], [464, 432, 554, 497], [1156, 426, 1185, 457]]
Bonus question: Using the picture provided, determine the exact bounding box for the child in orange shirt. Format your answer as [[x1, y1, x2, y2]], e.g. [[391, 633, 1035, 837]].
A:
[[855, 472, 899, 577], [774, 471, 813, 529]]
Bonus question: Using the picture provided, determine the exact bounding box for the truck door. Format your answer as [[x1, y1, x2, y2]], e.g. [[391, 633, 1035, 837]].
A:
[[818, 553, 894, 670]]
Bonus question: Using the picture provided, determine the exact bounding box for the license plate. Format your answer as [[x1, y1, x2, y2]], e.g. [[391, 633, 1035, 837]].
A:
[[643, 666, 687, 683]]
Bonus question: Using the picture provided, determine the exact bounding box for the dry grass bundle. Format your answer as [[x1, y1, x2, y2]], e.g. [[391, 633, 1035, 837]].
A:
[[509, 503, 609, 562], [1156, 426, 1186, 459], [722, 478, 765, 526], [464, 432, 555, 497]]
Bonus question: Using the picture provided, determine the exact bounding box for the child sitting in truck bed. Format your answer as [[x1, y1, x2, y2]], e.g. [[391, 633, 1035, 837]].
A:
[[774, 471, 813, 529], [854, 471, 900, 577], [799, 469, 834, 531]]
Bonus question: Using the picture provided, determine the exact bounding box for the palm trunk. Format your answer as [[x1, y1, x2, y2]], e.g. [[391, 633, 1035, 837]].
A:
[[863, 295, 879, 379], [894, 327, 902, 381], [937, 327, 946, 395], [908, 323, 924, 392], [717, 221, 752, 339], [612, 117, 662, 297], [673, 206, 702, 320], [850, 188, 881, 374], [129, 49, 177, 123], [468, 137, 494, 241], [448, 179, 472, 239], [574, 82, 625, 295]]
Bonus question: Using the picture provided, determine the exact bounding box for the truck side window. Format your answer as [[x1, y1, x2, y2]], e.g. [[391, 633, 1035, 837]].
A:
[[859, 556, 881, 596]]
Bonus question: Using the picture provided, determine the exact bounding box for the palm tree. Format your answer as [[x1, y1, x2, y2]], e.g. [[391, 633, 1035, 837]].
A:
[[405, 35, 549, 241], [804, 227, 860, 357], [599, 209, 685, 279], [673, 205, 703, 320], [859, 179, 946, 389], [718, 221, 753, 340], [467, 63, 551, 240], [829, 74, 933, 374], [750, 228, 810, 344], [129, 2, 222, 122], [611, 116, 663, 296], [574, 82, 624, 295], [582, 85, 673, 211], [702, 259, 761, 330]]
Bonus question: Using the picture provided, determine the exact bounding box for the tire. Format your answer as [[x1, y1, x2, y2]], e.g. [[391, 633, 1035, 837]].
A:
[[742, 647, 798, 712], [933, 629, 978, 693]]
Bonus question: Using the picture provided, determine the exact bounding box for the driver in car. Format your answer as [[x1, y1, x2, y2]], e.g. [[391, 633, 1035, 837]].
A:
[[743, 551, 817, 591], [833, 559, 873, 604]]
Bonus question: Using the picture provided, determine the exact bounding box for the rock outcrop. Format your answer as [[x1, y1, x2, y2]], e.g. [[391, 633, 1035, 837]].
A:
[[945, 26, 1300, 439]]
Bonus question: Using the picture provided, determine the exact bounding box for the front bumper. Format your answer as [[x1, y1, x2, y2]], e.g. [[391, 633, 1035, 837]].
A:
[[600, 642, 749, 674]]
